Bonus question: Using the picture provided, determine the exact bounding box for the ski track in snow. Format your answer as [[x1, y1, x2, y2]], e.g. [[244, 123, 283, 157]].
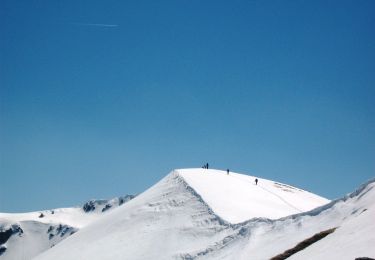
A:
[[258, 185, 303, 213], [229, 173, 303, 213]]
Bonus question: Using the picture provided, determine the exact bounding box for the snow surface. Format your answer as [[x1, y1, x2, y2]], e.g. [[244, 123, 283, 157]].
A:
[[0, 196, 133, 260], [200, 177, 375, 260], [288, 181, 375, 260], [4, 168, 374, 260], [33, 169, 342, 260], [33, 172, 236, 260], [179, 168, 329, 223], [0, 208, 99, 229]]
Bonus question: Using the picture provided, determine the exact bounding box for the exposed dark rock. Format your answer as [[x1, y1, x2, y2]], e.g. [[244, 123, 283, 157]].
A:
[[83, 200, 96, 212], [39, 213, 44, 218], [102, 204, 112, 212], [0, 229, 12, 244], [60, 226, 69, 237], [15, 225, 23, 235], [47, 226, 54, 233], [0, 245, 6, 256], [47, 224, 77, 240], [355, 258, 375, 260], [56, 224, 63, 233], [82, 195, 135, 213], [0, 225, 23, 244], [119, 195, 135, 206]]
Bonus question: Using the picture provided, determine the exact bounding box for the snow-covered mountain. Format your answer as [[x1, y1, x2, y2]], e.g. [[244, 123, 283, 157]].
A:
[[31, 168, 337, 260], [0, 195, 134, 259], [3, 168, 374, 260]]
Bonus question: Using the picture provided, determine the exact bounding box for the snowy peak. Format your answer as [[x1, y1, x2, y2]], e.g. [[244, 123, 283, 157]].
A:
[[34, 169, 336, 260], [177, 168, 330, 223]]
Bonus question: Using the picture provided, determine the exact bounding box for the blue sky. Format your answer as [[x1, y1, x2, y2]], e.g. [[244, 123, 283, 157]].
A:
[[1, 0, 374, 212]]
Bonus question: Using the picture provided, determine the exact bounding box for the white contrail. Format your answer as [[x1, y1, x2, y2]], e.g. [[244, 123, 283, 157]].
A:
[[70, 22, 118, 28]]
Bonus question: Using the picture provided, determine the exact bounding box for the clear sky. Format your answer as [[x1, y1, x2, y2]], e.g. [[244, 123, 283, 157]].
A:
[[1, 0, 374, 212]]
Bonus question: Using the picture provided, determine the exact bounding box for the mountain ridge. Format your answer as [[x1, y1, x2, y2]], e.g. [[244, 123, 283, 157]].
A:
[[2, 169, 374, 259], [33, 169, 338, 260]]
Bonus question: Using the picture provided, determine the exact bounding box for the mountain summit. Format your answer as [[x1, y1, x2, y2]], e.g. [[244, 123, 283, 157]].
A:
[[177, 168, 329, 222]]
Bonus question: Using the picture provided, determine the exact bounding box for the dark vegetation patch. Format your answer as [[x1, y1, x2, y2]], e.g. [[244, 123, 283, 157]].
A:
[[270, 227, 337, 260]]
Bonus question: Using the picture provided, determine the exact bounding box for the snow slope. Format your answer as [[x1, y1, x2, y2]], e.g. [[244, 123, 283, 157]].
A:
[[288, 180, 375, 260], [0, 195, 134, 260], [34, 169, 334, 260], [6, 168, 373, 260], [202, 177, 375, 260], [179, 169, 329, 223]]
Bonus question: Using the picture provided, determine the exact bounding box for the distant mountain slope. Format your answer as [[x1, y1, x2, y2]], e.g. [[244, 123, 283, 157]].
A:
[[0, 195, 134, 260], [34, 169, 334, 260]]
